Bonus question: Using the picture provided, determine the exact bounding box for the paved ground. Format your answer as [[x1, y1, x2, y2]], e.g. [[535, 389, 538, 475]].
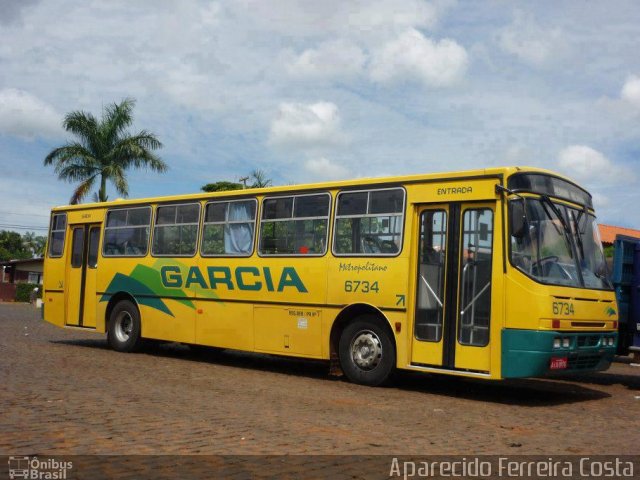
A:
[[1, 303, 639, 462]]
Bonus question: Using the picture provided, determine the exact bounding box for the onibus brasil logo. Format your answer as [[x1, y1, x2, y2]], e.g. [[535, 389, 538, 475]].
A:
[[8, 456, 72, 479]]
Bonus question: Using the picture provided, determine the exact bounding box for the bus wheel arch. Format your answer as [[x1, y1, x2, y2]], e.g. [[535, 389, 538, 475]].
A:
[[329, 304, 396, 385], [106, 293, 143, 352]]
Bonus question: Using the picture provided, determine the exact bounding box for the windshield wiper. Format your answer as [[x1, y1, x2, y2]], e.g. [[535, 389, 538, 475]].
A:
[[540, 195, 573, 259], [569, 208, 612, 288], [570, 210, 586, 261]]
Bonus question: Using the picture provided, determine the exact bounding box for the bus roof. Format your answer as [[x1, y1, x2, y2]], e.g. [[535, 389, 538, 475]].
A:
[[50, 165, 578, 212]]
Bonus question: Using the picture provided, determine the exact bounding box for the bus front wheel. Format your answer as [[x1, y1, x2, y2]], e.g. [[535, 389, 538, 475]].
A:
[[338, 315, 395, 386], [107, 300, 143, 353]]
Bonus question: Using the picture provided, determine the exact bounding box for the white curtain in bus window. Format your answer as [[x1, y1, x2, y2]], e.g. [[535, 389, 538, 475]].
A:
[[103, 207, 151, 257], [152, 204, 200, 256], [202, 199, 256, 256], [415, 210, 447, 342], [458, 208, 493, 347], [259, 194, 330, 255], [334, 188, 404, 255], [48, 213, 67, 257]]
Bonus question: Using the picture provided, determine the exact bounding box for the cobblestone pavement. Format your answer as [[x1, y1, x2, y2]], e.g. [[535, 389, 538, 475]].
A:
[[1, 303, 639, 458]]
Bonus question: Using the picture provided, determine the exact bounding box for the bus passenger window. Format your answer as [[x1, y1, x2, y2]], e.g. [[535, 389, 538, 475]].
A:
[[103, 207, 151, 257], [333, 188, 405, 256], [202, 199, 257, 256], [48, 213, 67, 257], [259, 193, 330, 256], [152, 203, 200, 256]]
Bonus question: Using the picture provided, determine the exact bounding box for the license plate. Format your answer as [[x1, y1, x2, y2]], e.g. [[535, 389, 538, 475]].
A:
[[550, 357, 568, 370]]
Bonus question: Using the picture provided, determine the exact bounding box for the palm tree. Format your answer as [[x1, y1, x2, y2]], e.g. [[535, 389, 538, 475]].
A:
[[249, 169, 272, 188], [22, 232, 46, 258], [44, 98, 167, 204]]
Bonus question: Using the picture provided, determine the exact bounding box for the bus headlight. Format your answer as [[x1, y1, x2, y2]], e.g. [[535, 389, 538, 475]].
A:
[[608, 338, 615, 346], [553, 338, 561, 349], [562, 338, 571, 348]]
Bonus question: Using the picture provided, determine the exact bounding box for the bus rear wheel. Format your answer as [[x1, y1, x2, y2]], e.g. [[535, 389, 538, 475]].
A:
[[107, 300, 143, 352], [338, 315, 395, 386]]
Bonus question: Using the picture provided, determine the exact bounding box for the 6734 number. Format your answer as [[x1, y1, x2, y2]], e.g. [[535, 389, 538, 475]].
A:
[[552, 301, 574, 315], [344, 280, 379, 293]]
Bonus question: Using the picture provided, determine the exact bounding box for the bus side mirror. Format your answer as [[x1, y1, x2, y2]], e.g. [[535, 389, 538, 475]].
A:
[[510, 200, 527, 239]]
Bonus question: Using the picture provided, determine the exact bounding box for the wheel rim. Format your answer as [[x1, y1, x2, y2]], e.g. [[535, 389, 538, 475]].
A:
[[350, 330, 383, 371], [114, 311, 133, 343]]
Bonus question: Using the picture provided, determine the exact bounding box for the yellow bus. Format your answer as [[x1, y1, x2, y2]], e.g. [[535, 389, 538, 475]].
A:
[[42, 166, 618, 385]]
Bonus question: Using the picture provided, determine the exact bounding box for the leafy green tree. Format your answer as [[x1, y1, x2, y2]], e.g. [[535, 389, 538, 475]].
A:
[[22, 232, 46, 257], [44, 98, 167, 204], [201, 181, 244, 192], [0, 231, 30, 261], [201, 169, 273, 192], [603, 245, 614, 258]]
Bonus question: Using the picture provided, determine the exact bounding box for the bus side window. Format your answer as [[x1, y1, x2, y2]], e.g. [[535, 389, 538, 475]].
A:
[[202, 199, 257, 256], [152, 203, 200, 257], [103, 206, 151, 257], [48, 213, 67, 258], [259, 193, 330, 256], [333, 188, 405, 256]]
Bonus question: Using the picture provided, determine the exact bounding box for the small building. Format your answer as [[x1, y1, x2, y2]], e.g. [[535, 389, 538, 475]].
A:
[[599, 224, 640, 247], [0, 258, 44, 285]]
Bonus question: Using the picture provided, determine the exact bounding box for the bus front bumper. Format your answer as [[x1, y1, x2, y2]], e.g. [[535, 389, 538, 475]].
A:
[[501, 329, 617, 378]]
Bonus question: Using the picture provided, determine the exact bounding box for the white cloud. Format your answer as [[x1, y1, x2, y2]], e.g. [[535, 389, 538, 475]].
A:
[[0, 170, 67, 233], [0, 1, 639, 228], [591, 192, 610, 209], [0, 0, 39, 25], [557, 145, 634, 186], [503, 145, 534, 164], [303, 157, 349, 181], [369, 29, 468, 87], [342, 0, 441, 34], [269, 102, 345, 148], [0, 88, 62, 140], [235, 0, 444, 38], [621, 75, 640, 109], [497, 12, 566, 67], [286, 40, 366, 80]]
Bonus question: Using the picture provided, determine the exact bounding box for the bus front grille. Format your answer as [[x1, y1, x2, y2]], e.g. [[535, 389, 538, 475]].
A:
[[577, 335, 600, 348], [567, 354, 601, 370]]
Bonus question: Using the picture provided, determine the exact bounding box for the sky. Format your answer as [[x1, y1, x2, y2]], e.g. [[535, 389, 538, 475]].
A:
[[1, 0, 639, 234]]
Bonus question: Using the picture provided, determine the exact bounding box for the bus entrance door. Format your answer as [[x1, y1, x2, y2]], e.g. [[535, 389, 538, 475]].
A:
[[411, 204, 494, 373], [65, 223, 101, 328]]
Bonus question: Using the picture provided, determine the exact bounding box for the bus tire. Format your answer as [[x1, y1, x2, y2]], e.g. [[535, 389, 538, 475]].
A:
[[107, 300, 143, 353], [338, 315, 395, 386]]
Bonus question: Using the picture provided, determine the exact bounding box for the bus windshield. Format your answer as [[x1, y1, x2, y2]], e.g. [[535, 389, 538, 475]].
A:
[[510, 197, 611, 290]]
